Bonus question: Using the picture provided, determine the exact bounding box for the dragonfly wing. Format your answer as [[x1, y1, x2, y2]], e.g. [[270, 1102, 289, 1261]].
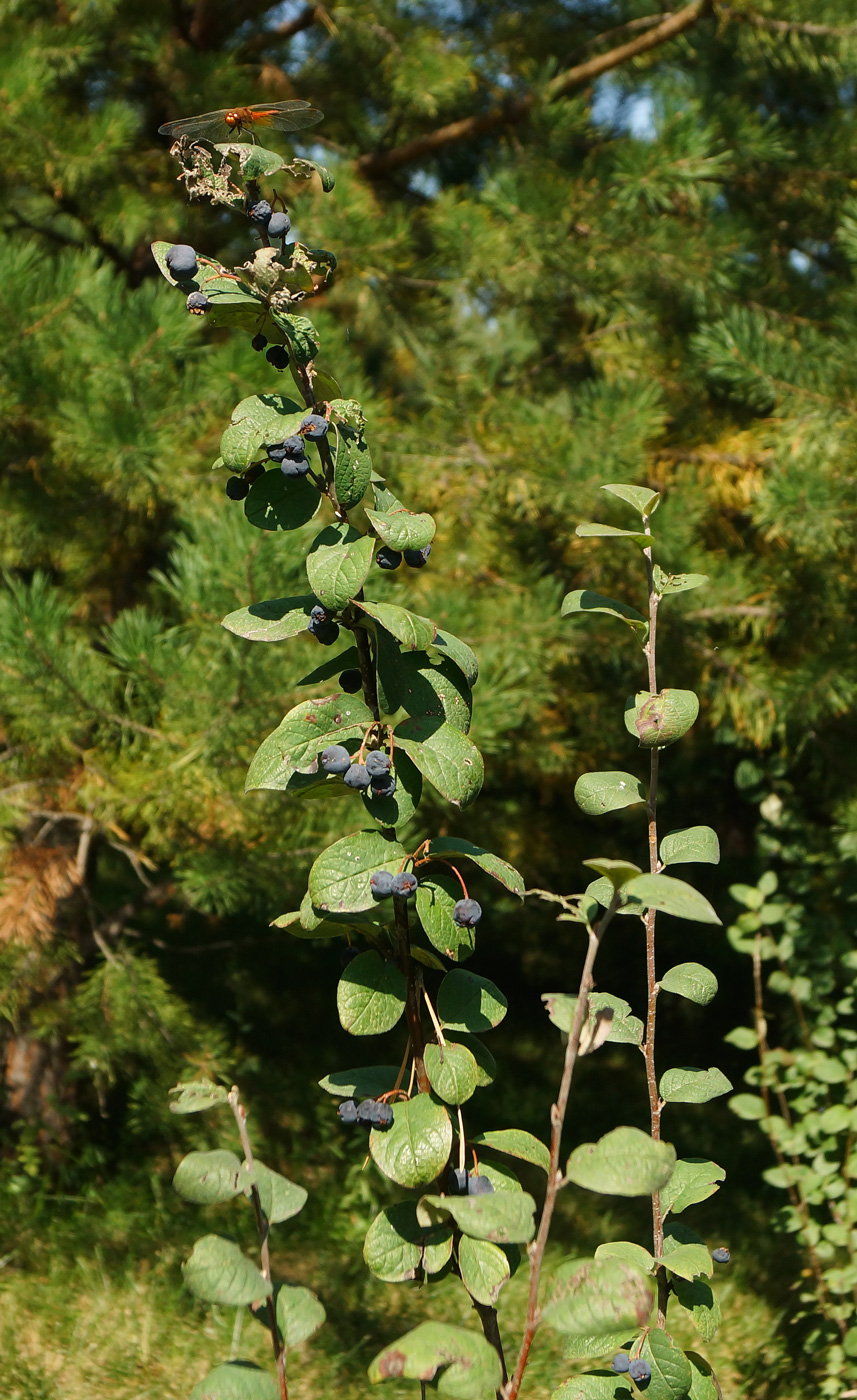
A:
[[267, 106, 325, 132], [158, 109, 229, 138]]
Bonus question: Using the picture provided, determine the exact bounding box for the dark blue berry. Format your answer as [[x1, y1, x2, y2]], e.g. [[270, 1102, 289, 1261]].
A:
[[371, 1102, 394, 1128], [356, 1098, 378, 1123], [268, 211, 291, 238], [370, 871, 395, 898], [391, 872, 418, 898], [376, 547, 402, 571], [344, 763, 371, 790], [452, 898, 482, 927], [266, 436, 305, 463], [248, 199, 273, 224], [186, 291, 210, 313], [447, 1167, 468, 1195], [321, 744, 351, 775], [310, 605, 329, 624], [404, 544, 431, 568], [339, 669, 362, 693], [309, 620, 339, 646], [712, 1247, 730, 1263], [370, 773, 396, 799], [266, 345, 289, 369], [300, 413, 329, 440], [246, 463, 265, 484], [467, 1174, 494, 1196], [365, 751, 391, 778], [225, 476, 249, 500], [166, 243, 198, 279], [629, 1359, 651, 1385], [340, 945, 360, 969], [338, 1099, 358, 1124], [612, 1354, 630, 1374], [251, 333, 268, 352], [281, 455, 310, 478]]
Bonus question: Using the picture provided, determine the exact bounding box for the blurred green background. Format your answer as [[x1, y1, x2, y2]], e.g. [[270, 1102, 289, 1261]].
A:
[[2, 0, 857, 1395]]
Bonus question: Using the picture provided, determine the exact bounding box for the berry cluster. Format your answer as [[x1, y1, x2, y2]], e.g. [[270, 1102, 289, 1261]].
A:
[[266, 414, 329, 478], [246, 199, 291, 242], [370, 869, 417, 898], [446, 1167, 494, 1196], [612, 1355, 651, 1385], [337, 1098, 394, 1129], [376, 544, 431, 571], [321, 746, 398, 800]]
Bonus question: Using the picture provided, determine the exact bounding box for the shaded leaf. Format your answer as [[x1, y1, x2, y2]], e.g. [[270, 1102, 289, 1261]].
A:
[[395, 717, 483, 809], [297, 646, 360, 686], [638, 1327, 693, 1400], [250, 1163, 307, 1224], [189, 1362, 279, 1400], [246, 696, 372, 792], [422, 838, 524, 898], [673, 1278, 721, 1341], [438, 970, 507, 1032], [244, 470, 320, 532], [361, 750, 423, 830], [357, 599, 436, 651], [431, 628, 479, 686], [318, 1065, 401, 1099], [576, 522, 651, 548], [416, 875, 476, 962], [561, 590, 647, 639], [624, 874, 720, 925], [661, 1159, 726, 1216], [169, 1080, 228, 1115]]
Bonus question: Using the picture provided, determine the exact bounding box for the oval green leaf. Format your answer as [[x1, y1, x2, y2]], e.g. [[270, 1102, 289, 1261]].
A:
[[458, 1236, 511, 1305], [189, 1363, 279, 1400], [659, 962, 718, 1005], [566, 1126, 676, 1197], [659, 1066, 733, 1104], [623, 873, 720, 925], [624, 689, 699, 749], [472, 1128, 550, 1175], [416, 875, 476, 961], [246, 696, 372, 792], [659, 826, 720, 867], [366, 506, 436, 551], [173, 1150, 243, 1205], [183, 1235, 270, 1306], [306, 524, 375, 610], [221, 595, 319, 642], [437, 970, 507, 1033], [422, 838, 524, 899], [542, 1256, 653, 1338], [275, 1283, 326, 1347], [574, 772, 646, 816], [368, 1322, 502, 1400], [368, 1094, 452, 1188], [395, 717, 484, 809], [424, 1041, 479, 1104], [308, 829, 405, 915], [337, 950, 406, 1036]]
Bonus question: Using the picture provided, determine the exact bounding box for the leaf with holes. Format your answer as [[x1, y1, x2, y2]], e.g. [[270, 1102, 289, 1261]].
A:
[[575, 772, 646, 816], [542, 1256, 653, 1338], [356, 599, 436, 651], [417, 1191, 537, 1244], [244, 469, 320, 532], [653, 566, 708, 597], [368, 1322, 502, 1400], [659, 1067, 732, 1104], [221, 595, 319, 642], [416, 875, 476, 961], [395, 717, 483, 809], [422, 838, 524, 899], [169, 1080, 229, 1115], [660, 827, 720, 867], [337, 951, 406, 1036], [367, 506, 436, 552], [458, 1236, 511, 1305], [183, 1235, 270, 1306], [424, 1042, 478, 1104], [438, 970, 507, 1033], [472, 1128, 550, 1175], [369, 1095, 452, 1188], [661, 1159, 726, 1216], [246, 696, 372, 792], [624, 874, 720, 925], [308, 829, 405, 915], [566, 1127, 676, 1197], [660, 963, 718, 1005], [173, 1150, 243, 1205], [306, 524, 375, 610]]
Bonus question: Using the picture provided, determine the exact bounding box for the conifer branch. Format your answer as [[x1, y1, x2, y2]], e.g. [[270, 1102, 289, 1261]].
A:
[[717, 5, 857, 38], [357, 0, 710, 179]]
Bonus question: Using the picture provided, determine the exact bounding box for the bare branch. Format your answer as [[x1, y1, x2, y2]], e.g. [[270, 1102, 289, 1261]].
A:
[[717, 4, 857, 38], [241, 4, 331, 56]]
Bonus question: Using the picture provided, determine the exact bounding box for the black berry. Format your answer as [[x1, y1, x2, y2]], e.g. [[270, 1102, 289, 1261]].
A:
[[268, 211, 291, 239], [612, 1355, 630, 1375], [629, 1359, 651, 1385], [370, 773, 396, 799], [310, 605, 329, 624], [452, 898, 482, 927], [251, 333, 268, 352], [376, 546, 402, 571], [370, 871, 395, 898], [225, 476, 249, 500], [404, 544, 431, 568], [248, 199, 273, 225], [391, 871, 418, 898], [281, 455, 310, 478], [344, 763, 371, 790], [338, 1099, 358, 1124], [447, 1167, 468, 1195], [186, 291, 210, 314], [266, 436, 305, 463], [300, 413, 329, 440], [166, 243, 198, 279], [246, 463, 266, 484], [340, 945, 360, 969], [266, 345, 289, 369], [308, 617, 339, 645], [467, 1174, 494, 1196], [321, 744, 351, 775], [371, 1103, 394, 1128], [712, 1247, 731, 1264], [356, 1098, 378, 1124], [365, 751, 391, 778], [339, 669, 362, 693]]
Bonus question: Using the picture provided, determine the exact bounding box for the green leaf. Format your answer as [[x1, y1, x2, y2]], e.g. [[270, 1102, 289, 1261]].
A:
[[458, 1236, 511, 1305], [574, 772, 646, 816], [560, 1337, 640, 1366], [686, 1352, 720, 1400], [367, 506, 436, 551], [585, 878, 646, 918], [332, 424, 373, 508], [416, 876, 476, 962], [368, 1322, 502, 1400], [660, 827, 720, 867], [306, 525, 375, 609], [424, 1042, 479, 1104], [472, 1128, 550, 1175], [238, 144, 288, 176], [582, 858, 643, 889], [541, 992, 643, 1047], [449, 1033, 496, 1087], [361, 750, 423, 830], [542, 1256, 653, 1338], [624, 690, 699, 748], [222, 595, 318, 642], [169, 1080, 228, 1114], [189, 1362, 279, 1400], [297, 646, 361, 687], [395, 717, 484, 809], [576, 522, 651, 548], [437, 969, 507, 1033], [660, 963, 718, 1005], [246, 696, 372, 792], [422, 838, 525, 898], [431, 628, 479, 686], [638, 1327, 693, 1400], [728, 1092, 767, 1120], [318, 1065, 401, 1099], [308, 829, 405, 915], [219, 394, 305, 469], [552, 1374, 634, 1399], [244, 470, 320, 532], [602, 483, 661, 516], [595, 1241, 655, 1273], [653, 566, 709, 597], [289, 155, 336, 190], [337, 951, 407, 1036], [276, 311, 320, 364], [672, 1279, 721, 1341], [183, 1235, 270, 1306], [275, 1283, 326, 1347], [624, 874, 721, 925], [566, 1127, 676, 1197], [417, 1191, 537, 1244], [659, 1067, 733, 1104], [250, 1163, 307, 1224], [561, 590, 648, 639], [661, 1233, 713, 1282], [661, 1159, 726, 1216], [376, 641, 473, 733], [368, 1095, 452, 1188], [363, 1202, 424, 1282], [357, 599, 436, 651], [173, 1150, 243, 1205]]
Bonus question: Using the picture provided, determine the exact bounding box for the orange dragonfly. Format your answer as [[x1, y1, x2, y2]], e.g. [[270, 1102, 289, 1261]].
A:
[[159, 101, 323, 143]]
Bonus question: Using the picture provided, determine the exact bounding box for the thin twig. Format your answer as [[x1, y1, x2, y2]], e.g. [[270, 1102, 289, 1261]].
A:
[[718, 4, 857, 37]]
